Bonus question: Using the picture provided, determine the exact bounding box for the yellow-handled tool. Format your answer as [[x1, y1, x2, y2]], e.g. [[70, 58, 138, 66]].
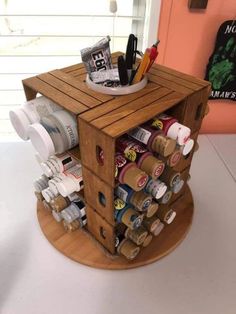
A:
[[132, 49, 150, 84]]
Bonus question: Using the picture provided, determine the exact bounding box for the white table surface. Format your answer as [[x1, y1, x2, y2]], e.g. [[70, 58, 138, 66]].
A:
[[1, 135, 236, 314]]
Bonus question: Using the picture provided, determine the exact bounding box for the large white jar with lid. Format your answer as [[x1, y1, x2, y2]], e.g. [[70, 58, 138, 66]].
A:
[[28, 110, 79, 160], [9, 96, 61, 140]]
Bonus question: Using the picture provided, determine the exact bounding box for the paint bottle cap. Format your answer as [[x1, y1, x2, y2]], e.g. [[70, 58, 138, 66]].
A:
[[123, 165, 148, 191], [50, 195, 70, 212], [165, 210, 176, 224], [143, 216, 160, 233], [9, 108, 31, 140], [41, 187, 57, 203], [147, 180, 167, 199], [125, 226, 148, 245], [160, 190, 173, 204], [117, 238, 140, 260], [142, 233, 153, 247], [57, 177, 79, 197], [167, 122, 191, 145], [139, 153, 165, 179], [167, 149, 182, 167], [181, 138, 194, 156], [130, 190, 152, 212], [146, 201, 159, 218], [152, 222, 165, 236], [52, 210, 62, 222], [172, 179, 185, 194], [28, 123, 55, 160], [121, 207, 143, 230], [152, 134, 176, 157]]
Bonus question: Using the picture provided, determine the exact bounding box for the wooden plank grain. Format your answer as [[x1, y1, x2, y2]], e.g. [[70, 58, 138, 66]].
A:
[[37, 72, 99, 108], [152, 63, 208, 87], [92, 87, 171, 129], [80, 82, 160, 122], [150, 67, 201, 91], [49, 70, 106, 106], [103, 92, 186, 137], [148, 73, 193, 95], [22, 77, 88, 114]]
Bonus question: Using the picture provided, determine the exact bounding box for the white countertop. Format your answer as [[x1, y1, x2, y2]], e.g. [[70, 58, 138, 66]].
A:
[[1, 135, 236, 314]]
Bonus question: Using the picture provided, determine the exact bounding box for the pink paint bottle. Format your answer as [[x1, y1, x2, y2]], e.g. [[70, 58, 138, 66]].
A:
[[115, 153, 148, 192], [151, 114, 191, 145], [116, 137, 165, 179]]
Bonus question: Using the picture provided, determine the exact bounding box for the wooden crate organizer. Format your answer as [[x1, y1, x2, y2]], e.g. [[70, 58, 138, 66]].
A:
[[23, 52, 211, 268]]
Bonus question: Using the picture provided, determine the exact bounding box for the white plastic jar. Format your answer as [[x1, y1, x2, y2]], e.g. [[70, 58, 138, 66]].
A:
[[9, 96, 61, 140], [28, 110, 79, 160], [33, 174, 49, 192], [40, 153, 78, 177], [56, 165, 83, 197]]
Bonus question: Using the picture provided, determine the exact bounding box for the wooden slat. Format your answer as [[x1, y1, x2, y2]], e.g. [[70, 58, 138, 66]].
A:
[[152, 63, 208, 87], [148, 73, 193, 95], [50, 69, 113, 106], [61, 63, 84, 73], [37, 72, 99, 108], [103, 92, 186, 137], [58, 71, 114, 102], [80, 82, 160, 122], [92, 87, 171, 129], [22, 77, 88, 114], [150, 67, 201, 91]]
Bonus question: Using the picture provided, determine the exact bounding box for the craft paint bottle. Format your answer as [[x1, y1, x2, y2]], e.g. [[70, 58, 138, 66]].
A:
[[143, 216, 161, 233], [142, 233, 153, 247], [114, 198, 144, 230], [151, 114, 191, 145], [117, 238, 140, 260], [128, 125, 176, 156], [60, 199, 86, 223], [50, 195, 70, 212], [124, 226, 148, 246], [152, 222, 165, 236], [33, 174, 49, 192], [28, 110, 79, 160], [52, 210, 63, 222], [157, 205, 176, 224], [179, 138, 194, 156], [63, 219, 81, 233], [116, 137, 165, 179], [56, 165, 83, 197], [158, 148, 182, 167], [42, 200, 53, 212], [159, 190, 173, 205], [48, 174, 65, 194], [144, 178, 167, 200], [115, 153, 148, 191], [146, 201, 159, 218], [40, 153, 78, 177], [160, 170, 181, 188], [172, 179, 185, 194], [41, 187, 59, 203], [9, 96, 61, 140], [115, 184, 152, 212]]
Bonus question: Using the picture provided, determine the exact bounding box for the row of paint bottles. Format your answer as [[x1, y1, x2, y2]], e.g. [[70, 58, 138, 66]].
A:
[[34, 175, 86, 232], [9, 96, 79, 160]]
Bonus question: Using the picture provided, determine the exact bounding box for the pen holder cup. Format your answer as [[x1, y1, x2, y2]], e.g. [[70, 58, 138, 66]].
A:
[[86, 75, 148, 95]]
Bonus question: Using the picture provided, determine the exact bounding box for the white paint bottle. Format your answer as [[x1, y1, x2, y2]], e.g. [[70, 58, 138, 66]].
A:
[[28, 110, 79, 160], [9, 96, 61, 140]]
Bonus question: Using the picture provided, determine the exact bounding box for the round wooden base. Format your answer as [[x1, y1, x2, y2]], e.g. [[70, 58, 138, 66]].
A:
[[37, 185, 194, 270]]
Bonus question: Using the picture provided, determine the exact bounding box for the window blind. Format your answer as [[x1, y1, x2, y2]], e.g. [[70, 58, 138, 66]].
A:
[[0, 0, 159, 140]]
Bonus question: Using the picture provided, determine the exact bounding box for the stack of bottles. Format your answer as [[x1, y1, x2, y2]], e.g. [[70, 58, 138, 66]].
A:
[[9, 96, 86, 233], [113, 114, 194, 260], [9, 96, 194, 260]]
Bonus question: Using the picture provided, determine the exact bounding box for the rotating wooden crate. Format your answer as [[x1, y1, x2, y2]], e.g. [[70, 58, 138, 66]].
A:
[[22, 52, 210, 269]]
